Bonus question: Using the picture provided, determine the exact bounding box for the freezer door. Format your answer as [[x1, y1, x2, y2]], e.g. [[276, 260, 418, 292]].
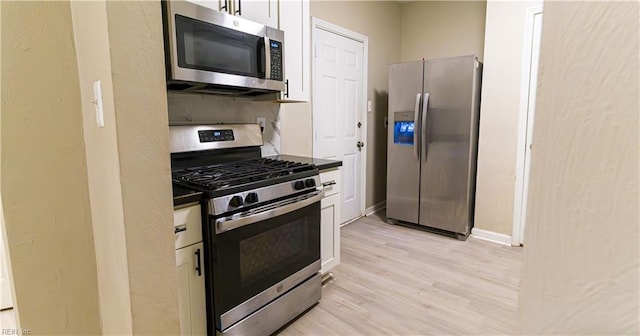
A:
[[419, 55, 480, 235], [386, 61, 423, 224]]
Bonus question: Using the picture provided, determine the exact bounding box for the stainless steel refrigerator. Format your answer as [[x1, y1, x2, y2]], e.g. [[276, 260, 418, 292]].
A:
[[386, 55, 482, 240]]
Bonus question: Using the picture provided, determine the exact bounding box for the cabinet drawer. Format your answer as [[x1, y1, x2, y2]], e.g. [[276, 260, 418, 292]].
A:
[[319, 168, 341, 197], [174, 204, 203, 250]]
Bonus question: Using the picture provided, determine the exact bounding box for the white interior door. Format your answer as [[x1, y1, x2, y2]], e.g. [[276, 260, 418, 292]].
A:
[[514, 8, 543, 245], [313, 25, 365, 225]]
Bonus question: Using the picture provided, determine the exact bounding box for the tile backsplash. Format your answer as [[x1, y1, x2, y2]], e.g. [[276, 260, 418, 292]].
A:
[[167, 92, 281, 156]]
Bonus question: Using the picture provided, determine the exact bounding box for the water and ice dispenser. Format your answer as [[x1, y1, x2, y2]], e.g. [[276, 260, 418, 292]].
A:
[[393, 112, 415, 145]]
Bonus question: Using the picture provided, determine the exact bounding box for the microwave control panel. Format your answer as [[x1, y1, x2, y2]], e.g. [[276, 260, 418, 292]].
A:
[[270, 41, 283, 81], [198, 130, 235, 143]]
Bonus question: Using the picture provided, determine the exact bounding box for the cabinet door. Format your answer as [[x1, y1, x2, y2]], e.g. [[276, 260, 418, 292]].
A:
[[279, 0, 310, 101], [320, 193, 341, 274], [186, 0, 229, 13], [176, 242, 207, 336], [174, 204, 202, 250], [236, 0, 278, 28]]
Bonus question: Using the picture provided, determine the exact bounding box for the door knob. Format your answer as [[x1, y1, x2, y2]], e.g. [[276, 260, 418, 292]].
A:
[[357, 141, 365, 151], [357, 122, 362, 128]]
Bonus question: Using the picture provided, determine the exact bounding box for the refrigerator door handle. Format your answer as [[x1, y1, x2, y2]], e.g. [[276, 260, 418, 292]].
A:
[[422, 93, 430, 161], [413, 93, 421, 161]]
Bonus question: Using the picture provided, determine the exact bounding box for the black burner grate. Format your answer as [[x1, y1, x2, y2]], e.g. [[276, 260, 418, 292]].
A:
[[172, 158, 315, 191]]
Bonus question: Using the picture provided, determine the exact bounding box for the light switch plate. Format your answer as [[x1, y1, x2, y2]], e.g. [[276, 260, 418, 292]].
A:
[[367, 100, 373, 113], [93, 80, 105, 128]]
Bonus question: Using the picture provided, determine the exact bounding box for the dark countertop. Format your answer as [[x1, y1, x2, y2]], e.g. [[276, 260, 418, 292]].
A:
[[266, 154, 342, 171], [173, 184, 203, 208]]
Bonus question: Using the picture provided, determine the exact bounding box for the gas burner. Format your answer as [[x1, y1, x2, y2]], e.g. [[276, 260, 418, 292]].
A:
[[172, 158, 316, 191]]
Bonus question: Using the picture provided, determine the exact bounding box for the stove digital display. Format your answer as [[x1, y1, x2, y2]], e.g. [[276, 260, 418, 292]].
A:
[[198, 129, 235, 142]]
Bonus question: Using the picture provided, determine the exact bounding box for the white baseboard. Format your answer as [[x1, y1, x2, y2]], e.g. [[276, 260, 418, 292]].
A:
[[471, 228, 512, 246], [364, 201, 386, 216]]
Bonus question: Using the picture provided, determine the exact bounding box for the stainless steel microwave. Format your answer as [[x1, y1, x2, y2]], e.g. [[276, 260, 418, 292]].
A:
[[162, 1, 285, 95]]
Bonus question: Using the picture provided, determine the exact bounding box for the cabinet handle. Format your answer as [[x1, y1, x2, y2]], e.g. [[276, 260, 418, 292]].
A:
[[235, 0, 241, 15], [220, 0, 228, 12], [322, 180, 336, 187], [195, 248, 202, 276], [174, 224, 187, 234], [284, 79, 289, 98]]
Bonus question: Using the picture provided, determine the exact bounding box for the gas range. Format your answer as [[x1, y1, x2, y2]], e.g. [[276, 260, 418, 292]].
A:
[[170, 124, 322, 336], [172, 157, 320, 216], [172, 158, 316, 192]]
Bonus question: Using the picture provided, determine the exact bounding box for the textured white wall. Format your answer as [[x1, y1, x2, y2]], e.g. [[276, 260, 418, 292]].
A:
[[105, 2, 180, 333], [401, 1, 487, 62], [70, 1, 134, 333], [1, 2, 102, 333], [519, 1, 639, 333]]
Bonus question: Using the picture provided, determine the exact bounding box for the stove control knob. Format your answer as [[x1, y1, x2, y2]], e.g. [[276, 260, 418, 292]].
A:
[[229, 195, 244, 208], [245, 192, 259, 204], [305, 179, 316, 188], [294, 180, 306, 190]]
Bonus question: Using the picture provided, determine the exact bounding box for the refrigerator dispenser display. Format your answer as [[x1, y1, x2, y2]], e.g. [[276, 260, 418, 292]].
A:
[[393, 112, 415, 145]]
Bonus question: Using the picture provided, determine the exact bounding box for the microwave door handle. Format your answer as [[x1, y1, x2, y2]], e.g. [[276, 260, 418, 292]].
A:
[[413, 93, 421, 161], [264, 37, 271, 79]]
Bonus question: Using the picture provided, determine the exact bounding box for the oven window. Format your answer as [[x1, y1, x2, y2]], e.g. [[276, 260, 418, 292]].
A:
[[175, 14, 264, 78], [240, 220, 307, 286], [211, 202, 320, 328]]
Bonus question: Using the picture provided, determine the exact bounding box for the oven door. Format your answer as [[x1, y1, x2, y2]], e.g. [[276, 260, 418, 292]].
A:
[[163, 1, 285, 92], [210, 191, 322, 331]]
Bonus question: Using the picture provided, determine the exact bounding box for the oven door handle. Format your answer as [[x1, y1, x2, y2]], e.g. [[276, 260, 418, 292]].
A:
[[215, 190, 324, 234]]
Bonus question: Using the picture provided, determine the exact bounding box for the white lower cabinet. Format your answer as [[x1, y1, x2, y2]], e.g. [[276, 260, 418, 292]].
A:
[[176, 242, 207, 336], [320, 193, 340, 274], [174, 204, 207, 336], [320, 168, 341, 274]]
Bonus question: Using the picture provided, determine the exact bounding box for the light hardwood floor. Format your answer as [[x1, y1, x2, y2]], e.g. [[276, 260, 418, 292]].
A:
[[280, 211, 523, 335]]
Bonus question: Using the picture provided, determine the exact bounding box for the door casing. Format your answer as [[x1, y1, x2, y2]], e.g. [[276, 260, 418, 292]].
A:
[[512, 6, 544, 246]]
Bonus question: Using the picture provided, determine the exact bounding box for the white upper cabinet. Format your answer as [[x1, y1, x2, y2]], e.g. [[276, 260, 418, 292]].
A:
[[237, 0, 278, 28], [185, 0, 278, 28], [185, 0, 224, 12], [279, 0, 310, 102]]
